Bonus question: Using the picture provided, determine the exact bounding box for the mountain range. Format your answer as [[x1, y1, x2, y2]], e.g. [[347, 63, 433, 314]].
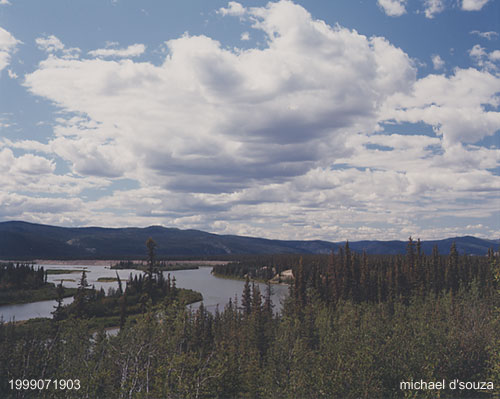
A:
[[0, 221, 497, 260]]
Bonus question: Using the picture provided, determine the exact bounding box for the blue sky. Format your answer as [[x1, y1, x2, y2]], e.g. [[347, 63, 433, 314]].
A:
[[0, 0, 499, 241]]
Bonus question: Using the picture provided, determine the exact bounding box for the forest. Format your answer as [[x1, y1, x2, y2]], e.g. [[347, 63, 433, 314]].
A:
[[0, 263, 77, 306], [0, 238, 499, 398]]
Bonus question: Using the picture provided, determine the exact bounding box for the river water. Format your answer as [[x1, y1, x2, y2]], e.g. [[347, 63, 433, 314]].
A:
[[0, 264, 289, 322]]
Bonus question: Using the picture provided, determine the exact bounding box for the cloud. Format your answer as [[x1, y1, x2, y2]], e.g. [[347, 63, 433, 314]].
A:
[[424, 0, 445, 18], [35, 34, 80, 59], [0, 192, 78, 215], [218, 1, 246, 17], [431, 54, 445, 70], [88, 43, 146, 58], [383, 68, 500, 146], [16, 0, 500, 240], [0, 0, 10, 5], [1, 138, 52, 154], [36, 35, 65, 53], [377, 0, 407, 17], [25, 0, 416, 191], [240, 32, 250, 41], [469, 44, 500, 71], [0, 148, 54, 176], [462, 0, 490, 11], [489, 50, 500, 61], [0, 27, 20, 72], [0, 144, 110, 199], [470, 30, 498, 40]]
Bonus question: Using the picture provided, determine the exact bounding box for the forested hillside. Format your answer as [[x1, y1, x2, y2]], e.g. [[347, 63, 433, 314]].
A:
[[0, 240, 499, 398], [0, 221, 497, 259]]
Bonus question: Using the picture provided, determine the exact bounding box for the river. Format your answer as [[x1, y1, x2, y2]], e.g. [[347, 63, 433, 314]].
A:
[[0, 264, 289, 322]]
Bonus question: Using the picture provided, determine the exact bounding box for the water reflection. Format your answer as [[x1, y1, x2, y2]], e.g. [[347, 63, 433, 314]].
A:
[[0, 264, 288, 322]]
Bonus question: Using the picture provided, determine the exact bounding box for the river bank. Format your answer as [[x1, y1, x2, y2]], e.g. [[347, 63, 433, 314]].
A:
[[0, 284, 77, 306], [0, 264, 289, 322]]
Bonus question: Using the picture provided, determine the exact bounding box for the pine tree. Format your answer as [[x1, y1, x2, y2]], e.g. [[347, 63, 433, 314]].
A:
[[251, 283, 262, 315], [146, 237, 157, 302], [486, 247, 500, 394], [242, 275, 252, 316], [431, 245, 441, 295], [446, 242, 459, 294], [293, 257, 306, 307], [120, 292, 127, 328], [344, 242, 352, 300], [406, 236, 415, 289], [263, 281, 273, 317], [116, 271, 123, 295], [52, 281, 65, 321], [74, 270, 90, 318]]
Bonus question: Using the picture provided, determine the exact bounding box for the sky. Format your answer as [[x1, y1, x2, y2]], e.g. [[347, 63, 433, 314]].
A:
[[0, 0, 499, 241]]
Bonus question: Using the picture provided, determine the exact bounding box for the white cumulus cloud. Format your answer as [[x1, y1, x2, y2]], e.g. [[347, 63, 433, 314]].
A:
[[424, 0, 445, 18], [0, 27, 19, 72], [469, 44, 500, 71], [25, 0, 416, 192], [431, 54, 445, 70], [36, 35, 65, 53], [462, 0, 490, 11], [35, 34, 80, 59], [88, 43, 146, 58], [377, 0, 407, 17], [383, 68, 500, 146], [218, 2, 246, 17], [15, 0, 500, 240], [470, 30, 498, 40]]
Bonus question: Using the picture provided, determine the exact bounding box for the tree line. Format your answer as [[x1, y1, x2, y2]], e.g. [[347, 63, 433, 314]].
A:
[[0, 262, 46, 290], [0, 239, 498, 398], [296, 239, 496, 305]]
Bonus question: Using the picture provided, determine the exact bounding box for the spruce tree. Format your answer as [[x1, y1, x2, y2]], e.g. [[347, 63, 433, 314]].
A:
[[145, 237, 157, 302], [242, 275, 252, 316], [446, 242, 459, 294], [52, 281, 65, 321]]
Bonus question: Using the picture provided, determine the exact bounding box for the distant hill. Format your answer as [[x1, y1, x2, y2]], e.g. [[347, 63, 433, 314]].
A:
[[346, 236, 499, 255], [0, 221, 497, 260]]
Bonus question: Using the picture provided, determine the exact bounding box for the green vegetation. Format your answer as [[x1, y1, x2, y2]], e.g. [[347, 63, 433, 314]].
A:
[[0, 239, 498, 398], [96, 277, 120, 282], [0, 262, 77, 306], [0, 285, 77, 306], [111, 259, 199, 271], [212, 254, 297, 281], [1, 262, 46, 290], [211, 270, 269, 284], [52, 261, 202, 325], [45, 269, 86, 275]]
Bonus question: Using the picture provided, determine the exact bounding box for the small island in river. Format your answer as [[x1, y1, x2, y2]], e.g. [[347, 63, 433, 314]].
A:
[[0, 262, 77, 306]]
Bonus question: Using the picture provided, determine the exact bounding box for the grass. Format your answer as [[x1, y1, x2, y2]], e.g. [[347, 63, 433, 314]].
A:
[[9, 288, 203, 331], [211, 271, 269, 284], [46, 269, 87, 275], [0, 284, 78, 306], [97, 277, 121, 282], [111, 263, 199, 271]]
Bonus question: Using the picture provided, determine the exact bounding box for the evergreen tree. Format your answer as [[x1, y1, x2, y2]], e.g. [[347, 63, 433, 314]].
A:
[[242, 275, 252, 316], [52, 281, 65, 321], [73, 270, 90, 318], [446, 242, 459, 294], [116, 271, 123, 295], [263, 281, 273, 317], [146, 237, 157, 302], [293, 257, 306, 307]]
